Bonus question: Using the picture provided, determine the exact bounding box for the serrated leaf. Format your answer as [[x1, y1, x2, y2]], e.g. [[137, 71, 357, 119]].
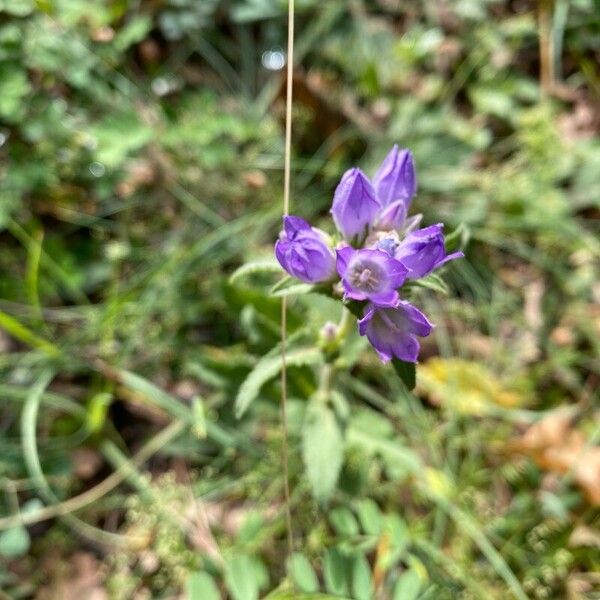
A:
[[287, 552, 319, 593], [302, 402, 344, 503], [392, 359, 416, 391], [235, 347, 323, 418], [229, 258, 281, 285]]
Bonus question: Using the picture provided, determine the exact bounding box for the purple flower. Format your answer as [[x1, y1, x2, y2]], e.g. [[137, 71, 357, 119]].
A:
[[336, 246, 408, 307], [358, 301, 433, 363], [375, 200, 408, 231], [275, 216, 336, 283], [331, 168, 380, 241], [372, 145, 416, 229], [395, 224, 464, 279]]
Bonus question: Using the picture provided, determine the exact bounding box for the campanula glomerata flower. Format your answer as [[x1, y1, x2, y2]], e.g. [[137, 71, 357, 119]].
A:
[[331, 147, 417, 241], [358, 301, 433, 363], [331, 168, 380, 242], [275, 216, 336, 283], [372, 145, 416, 231], [273, 145, 464, 365], [394, 223, 464, 279], [336, 246, 408, 307]]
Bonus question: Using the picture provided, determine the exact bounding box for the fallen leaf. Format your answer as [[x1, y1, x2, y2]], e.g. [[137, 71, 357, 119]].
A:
[[417, 358, 524, 415], [511, 409, 600, 505]]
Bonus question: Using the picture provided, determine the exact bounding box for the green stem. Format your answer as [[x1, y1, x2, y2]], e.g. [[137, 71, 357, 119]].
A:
[[316, 363, 333, 403], [334, 306, 354, 345]]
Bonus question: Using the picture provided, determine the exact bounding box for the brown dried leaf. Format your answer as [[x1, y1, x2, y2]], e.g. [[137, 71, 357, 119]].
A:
[[511, 409, 600, 505]]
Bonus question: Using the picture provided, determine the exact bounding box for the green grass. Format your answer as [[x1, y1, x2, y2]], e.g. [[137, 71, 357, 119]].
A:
[[0, 1, 599, 599]]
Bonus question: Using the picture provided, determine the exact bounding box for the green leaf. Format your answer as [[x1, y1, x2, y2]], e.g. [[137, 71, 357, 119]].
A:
[[191, 396, 207, 439], [408, 272, 449, 295], [270, 276, 314, 297], [469, 85, 515, 119], [392, 359, 416, 391], [0, 0, 35, 15], [354, 499, 383, 536], [346, 427, 422, 480], [265, 592, 349, 600], [114, 15, 152, 51], [0, 526, 30, 558], [231, 0, 281, 22], [0, 63, 30, 121], [377, 515, 410, 572], [323, 548, 349, 596], [287, 552, 319, 593], [235, 347, 323, 418], [302, 402, 344, 504], [351, 554, 373, 600], [229, 258, 282, 285], [328, 507, 359, 536], [444, 223, 470, 254], [116, 368, 190, 421], [86, 392, 112, 434], [224, 554, 261, 600], [0, 309, 59, 356], [393, 569, 422, 600], [186, 571, 220, 600], [90, 111, 153, 168]]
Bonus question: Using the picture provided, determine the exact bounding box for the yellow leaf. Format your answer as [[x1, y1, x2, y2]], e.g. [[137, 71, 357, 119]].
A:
[[417, 358, 523, 416]]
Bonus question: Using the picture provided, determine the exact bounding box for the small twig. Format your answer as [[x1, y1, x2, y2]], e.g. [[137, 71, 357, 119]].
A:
[[0, 419, 185, 532], [280, 0, 296, 556], [538, 0, 556, 95]]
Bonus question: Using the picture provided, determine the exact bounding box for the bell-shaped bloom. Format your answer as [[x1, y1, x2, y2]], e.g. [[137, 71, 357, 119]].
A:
[[275, 216, 336, 283], [395, 224, 464, 279], [372, 145, 416, 218], [331, 168, 380, 241], [336, 246, 408, 307], [358, 301, 433, 363]]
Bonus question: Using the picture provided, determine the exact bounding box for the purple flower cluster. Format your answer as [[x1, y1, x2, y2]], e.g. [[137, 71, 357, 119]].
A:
[[274, 146, 463, 364]]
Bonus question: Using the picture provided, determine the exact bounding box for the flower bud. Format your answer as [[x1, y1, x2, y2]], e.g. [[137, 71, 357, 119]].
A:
[[275, 216, 336, 283], [372, 145, 416, 215], [331, 168, 380, 242]]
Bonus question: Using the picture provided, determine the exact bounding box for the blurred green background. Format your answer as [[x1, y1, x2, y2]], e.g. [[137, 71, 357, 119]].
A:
[[0, 1, 599, 598]]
